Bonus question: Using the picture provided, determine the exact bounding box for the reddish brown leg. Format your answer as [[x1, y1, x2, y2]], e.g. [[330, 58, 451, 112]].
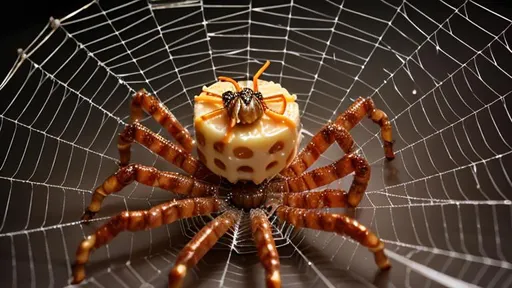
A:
[[82, 164, 219, 221], [72, 197, 226, 284], [282, 189, 348, 209], [281, 97, 394, 178], [284, 153, 370, 207], [251, 209, 281, 288], [281, 121, 355, 178], [118, 122, 214, 180], [131, 88, 195, 153], [335, 97, 395, 160], [168, 210, 240, 288], [276, 206, 391, 270]]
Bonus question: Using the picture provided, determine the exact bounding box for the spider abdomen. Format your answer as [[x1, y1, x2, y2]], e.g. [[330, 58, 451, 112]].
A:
[[230, 181, 268, 210]]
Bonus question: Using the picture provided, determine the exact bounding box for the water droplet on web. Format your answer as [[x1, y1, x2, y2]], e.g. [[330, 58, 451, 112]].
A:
[[412, 89, 417, 95]]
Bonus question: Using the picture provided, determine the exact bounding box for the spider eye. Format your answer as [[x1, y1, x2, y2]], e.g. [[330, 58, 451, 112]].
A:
[[239, 88, 253, 105], [254, 91, 263, 101], [222, 90, 236, 107]]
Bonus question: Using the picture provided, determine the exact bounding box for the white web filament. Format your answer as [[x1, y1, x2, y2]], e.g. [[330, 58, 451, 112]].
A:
[[0, 0, 511, 287]]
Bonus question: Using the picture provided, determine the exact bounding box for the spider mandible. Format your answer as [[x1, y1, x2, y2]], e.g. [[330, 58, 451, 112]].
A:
[[71, 61, 395, 288]]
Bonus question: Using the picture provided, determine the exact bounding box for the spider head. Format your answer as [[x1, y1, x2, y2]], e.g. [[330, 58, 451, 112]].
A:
[[222, 88, 264, 125]]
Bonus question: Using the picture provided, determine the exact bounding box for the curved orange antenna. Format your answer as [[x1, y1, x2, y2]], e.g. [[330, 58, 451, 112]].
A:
[[199, 108, 225, 122], [263, 94, 287, 114], [218, 76, 241, 92], [201, 89, 222, 98], [265, 109, 296, 130], [222, 118, 237, 143], [194, 95, 223, 105], [253, 60, 270, 92]]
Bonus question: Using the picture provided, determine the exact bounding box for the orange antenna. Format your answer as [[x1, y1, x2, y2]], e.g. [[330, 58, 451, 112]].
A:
[[253, 60, 270, 92], [218, 76, 241, 92]]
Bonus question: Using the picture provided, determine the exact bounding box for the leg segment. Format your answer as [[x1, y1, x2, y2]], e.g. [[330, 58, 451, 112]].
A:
[[276, 206, 390, 270], [335, 97, 395, 160], [118, 122, 213, 179], [281, 121, 354, 177], [281, 97, 394, 178], [131, 89, 195, 153], [168, 210, 240, 288], [282, 189, 347, 209], [72, 197, 226, 284], [285, 153, 370, 207], [251, 209, 281, 288], [82, 164, 219, 220]]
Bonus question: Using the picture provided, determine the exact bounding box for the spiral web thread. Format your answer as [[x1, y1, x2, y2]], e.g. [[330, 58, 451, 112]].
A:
[[0, 0, 511, 287]]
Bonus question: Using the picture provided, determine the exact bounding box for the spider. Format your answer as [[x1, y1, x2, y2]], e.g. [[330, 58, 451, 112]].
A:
[[71, 60, 396, 288]]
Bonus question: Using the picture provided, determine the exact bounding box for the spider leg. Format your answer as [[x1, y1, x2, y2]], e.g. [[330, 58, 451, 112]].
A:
[[251, 209, 281, 288], [168, 210, 240, 288], [72, 197, 226, 284], [262, 94, 287, 114], [131, 88, 195, 152], [218, 76, 242, 92], [336, 97, 395, 160], [284, 153, 370, 207], [275, 205, 391, 270], [282, 189, 348, 209], [118, 122, 214, 180], [280, 121, 354, 178], [194, 95, 223, 105], [81, 164, 219, 221], [264, 109, 296, 130]]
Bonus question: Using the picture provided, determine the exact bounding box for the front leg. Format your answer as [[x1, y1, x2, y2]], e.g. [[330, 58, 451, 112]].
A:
[[82, 164, 220, 220], [131, 88, 195, 153], [281, 97, 394, 177], [276, 205, 391, 271], [284, 153, 370, 208], [117, 122, 215, 180]]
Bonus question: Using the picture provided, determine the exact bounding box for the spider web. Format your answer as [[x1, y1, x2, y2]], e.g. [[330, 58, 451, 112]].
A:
[[0, 0, 511, 287]]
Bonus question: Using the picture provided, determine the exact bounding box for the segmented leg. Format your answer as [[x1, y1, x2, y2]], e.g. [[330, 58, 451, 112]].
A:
[[131, 88, 195, 153], [282, 189, 347, 209], [281, 97, 394, 178], [118, 122, 214, 180], [72, 197, 226, 284], [284, 153, 370, 207], [275, 206, 390, 270], [280, 121, 354, 177], [168, 210, 240, 288], [335, 97, 395, 160], [82, 164, 219, 220], [251, 209, 281, 288]]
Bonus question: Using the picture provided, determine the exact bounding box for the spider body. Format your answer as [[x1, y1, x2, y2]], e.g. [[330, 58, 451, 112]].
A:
[[222, 88, 264, 125], [72, 61, 396, 288]]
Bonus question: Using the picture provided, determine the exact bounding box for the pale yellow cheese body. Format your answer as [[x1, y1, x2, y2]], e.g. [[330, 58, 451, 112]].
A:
[[194, 80, 302, 184]]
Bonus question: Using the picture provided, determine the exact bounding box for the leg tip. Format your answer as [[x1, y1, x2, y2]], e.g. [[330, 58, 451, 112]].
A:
[[379, 261, 392, 271], [81, 210, 96, 222], [71, 264, 86, 285], [384, 141, 395, 161], [168, 264, 187, 288]]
